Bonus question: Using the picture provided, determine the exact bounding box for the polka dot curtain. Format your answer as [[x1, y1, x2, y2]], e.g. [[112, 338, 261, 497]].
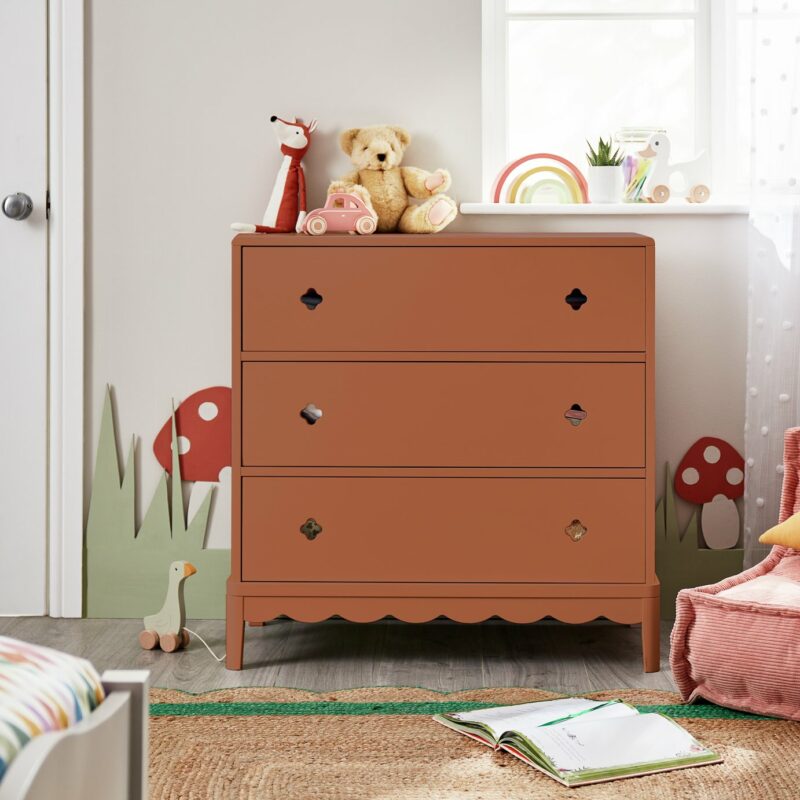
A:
[[743, 0, 800, 566]]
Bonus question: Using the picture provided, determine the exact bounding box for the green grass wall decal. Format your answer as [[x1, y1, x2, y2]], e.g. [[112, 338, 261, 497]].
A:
[[656, 464, 743, 619], [85, 387, 228, 619]]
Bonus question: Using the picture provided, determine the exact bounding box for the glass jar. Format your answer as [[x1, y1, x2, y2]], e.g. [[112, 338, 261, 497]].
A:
[[615, 127, 666, 202]]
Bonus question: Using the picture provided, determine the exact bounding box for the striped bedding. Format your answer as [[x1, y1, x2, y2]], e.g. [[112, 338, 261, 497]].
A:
[[670, 427, 800, 721], [0, 637, 105, 781]]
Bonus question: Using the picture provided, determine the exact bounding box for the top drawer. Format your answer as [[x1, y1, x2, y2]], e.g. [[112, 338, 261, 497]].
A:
[[241, 246, 646, 352]]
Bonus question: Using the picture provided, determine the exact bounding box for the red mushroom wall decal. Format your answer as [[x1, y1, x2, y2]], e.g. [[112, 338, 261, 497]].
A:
[[153, 386, 231, 482], [674, 436, 745, 550]]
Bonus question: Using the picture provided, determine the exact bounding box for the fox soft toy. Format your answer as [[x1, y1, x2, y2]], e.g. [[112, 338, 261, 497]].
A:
[[232, 115, 318, 234]]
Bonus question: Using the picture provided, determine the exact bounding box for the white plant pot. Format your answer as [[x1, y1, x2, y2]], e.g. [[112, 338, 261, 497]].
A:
[[588, 165, 624, 204]]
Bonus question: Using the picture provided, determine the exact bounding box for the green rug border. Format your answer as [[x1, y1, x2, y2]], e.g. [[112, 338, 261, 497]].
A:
[[149, 700, 773, 720]]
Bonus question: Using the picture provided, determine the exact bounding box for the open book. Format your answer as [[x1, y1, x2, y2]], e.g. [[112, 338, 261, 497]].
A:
[[433, 697, 721, 787]]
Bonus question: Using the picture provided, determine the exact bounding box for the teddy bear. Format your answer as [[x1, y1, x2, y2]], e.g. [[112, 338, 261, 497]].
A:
[[327, 125, 457, 233]]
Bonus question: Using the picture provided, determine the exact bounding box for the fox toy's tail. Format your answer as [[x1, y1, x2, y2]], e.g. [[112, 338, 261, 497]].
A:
[[230, 222, 290, 234]]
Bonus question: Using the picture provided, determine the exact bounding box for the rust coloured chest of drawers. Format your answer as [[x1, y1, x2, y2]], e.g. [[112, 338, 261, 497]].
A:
[[227, 233, 659, 671]]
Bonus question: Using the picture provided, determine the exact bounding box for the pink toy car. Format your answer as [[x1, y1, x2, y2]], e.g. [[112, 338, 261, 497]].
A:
[[303, 192, 377, 235]]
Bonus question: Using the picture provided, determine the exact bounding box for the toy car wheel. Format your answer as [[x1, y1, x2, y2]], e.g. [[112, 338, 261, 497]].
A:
[[356, 215, 376, 235], [307, 216, 327, 236], [689, 184, 710, 204], [651, 185, 670, 203]]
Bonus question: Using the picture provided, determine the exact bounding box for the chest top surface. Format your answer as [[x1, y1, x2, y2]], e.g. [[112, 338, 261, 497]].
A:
[[233, 232, 654, 248]]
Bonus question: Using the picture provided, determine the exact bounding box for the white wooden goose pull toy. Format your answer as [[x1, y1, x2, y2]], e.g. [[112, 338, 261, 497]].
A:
[[139, 560, 197, 653], [639, 132, 711, 204]]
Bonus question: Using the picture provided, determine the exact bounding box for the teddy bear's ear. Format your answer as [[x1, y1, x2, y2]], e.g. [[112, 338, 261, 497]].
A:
[[389, 126, 411, 148], [339, 128, 361, 155]]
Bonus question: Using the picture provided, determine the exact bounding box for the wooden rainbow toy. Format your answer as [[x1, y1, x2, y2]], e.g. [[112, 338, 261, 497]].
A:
[[492, 154, 589, 204]]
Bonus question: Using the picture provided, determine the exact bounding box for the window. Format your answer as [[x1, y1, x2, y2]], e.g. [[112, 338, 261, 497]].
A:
[[482, 1, 748, 198]]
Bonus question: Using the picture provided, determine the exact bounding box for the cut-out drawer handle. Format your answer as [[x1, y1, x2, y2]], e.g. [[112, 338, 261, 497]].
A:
[[300, 518, 322, 541], [300, 403, 323, 425], [300, 288, 323, 310], [565, 288, 588, 310], [564, 403, 588, 427], [565, 519, 588, 542]]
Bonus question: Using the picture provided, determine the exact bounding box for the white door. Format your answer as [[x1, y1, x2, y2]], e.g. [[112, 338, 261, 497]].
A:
[[0, 0, 48, 614]]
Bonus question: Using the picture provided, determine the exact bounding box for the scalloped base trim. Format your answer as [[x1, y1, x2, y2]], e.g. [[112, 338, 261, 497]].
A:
[[226, 593, 661, 672]]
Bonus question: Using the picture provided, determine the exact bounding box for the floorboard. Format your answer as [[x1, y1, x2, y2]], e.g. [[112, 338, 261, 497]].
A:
[[0, 617, 676, 693]]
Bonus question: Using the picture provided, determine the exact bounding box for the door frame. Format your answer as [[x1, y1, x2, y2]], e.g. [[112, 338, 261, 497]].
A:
[[48, 0, 84, 617]]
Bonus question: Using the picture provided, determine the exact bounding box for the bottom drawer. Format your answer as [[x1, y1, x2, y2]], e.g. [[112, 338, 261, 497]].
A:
[[241, 477, 645, 583]]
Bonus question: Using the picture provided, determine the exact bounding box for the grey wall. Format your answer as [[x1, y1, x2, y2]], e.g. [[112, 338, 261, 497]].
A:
[[86, 0, 746, 546]]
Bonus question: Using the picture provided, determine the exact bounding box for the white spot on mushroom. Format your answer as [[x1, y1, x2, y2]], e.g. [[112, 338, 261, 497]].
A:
[[756, 497, 765, 508], [761, 426, 770, 436], [703, 445, 721, 464], [218, 465, 231, 483], [726, 467, 744, 485], [779, 393, 790, 402], [682, 467, 700, 486], [198, 401, 219, 421], [174, 435, 191, 455]]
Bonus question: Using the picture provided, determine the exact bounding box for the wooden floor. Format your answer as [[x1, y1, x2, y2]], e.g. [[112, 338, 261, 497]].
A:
[[0, 617, 676, 694]]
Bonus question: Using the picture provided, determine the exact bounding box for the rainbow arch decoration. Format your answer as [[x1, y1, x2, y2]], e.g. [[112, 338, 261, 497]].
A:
[[492, 153, 589, 204]]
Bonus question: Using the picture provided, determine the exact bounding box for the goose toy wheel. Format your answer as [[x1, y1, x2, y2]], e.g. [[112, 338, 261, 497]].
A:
[[306, 216, 327, 236], [688, 184, 710, 204], [139, 630, 159, 650], [160, 633, 181, 653], [651, 185, 670, 203], [356, 215, 376, 235]]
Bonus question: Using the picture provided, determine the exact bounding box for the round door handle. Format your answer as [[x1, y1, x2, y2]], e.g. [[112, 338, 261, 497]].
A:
[[2, 193, 33, 221]]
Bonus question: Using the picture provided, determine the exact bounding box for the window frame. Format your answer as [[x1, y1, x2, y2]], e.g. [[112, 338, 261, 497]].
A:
[[481, 0, 739, 200]]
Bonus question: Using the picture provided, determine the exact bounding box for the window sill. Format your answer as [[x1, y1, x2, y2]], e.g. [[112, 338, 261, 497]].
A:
[[459, 202, 749, 216]]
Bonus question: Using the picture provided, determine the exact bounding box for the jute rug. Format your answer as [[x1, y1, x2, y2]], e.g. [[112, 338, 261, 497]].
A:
[[148, 687, 800, 799]]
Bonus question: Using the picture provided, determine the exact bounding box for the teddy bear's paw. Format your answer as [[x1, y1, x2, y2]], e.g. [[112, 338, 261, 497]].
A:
[[328, 181, 355, 196], [424, 169, 451, 194], [426, 197, 457, 228]]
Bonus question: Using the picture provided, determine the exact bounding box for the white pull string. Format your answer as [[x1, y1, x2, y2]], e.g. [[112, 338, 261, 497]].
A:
[[183, 627, 226, 662]]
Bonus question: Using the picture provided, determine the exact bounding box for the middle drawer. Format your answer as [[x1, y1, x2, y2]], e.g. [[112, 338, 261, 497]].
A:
[[242, 361, 645, 468]]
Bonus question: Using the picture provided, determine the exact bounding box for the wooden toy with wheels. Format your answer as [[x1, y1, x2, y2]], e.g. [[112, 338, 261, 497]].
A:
[[138, 628, 191, 652], [139, 560, 197, 652], [302, 193, 377, 235], [639, 133, 711, 204]]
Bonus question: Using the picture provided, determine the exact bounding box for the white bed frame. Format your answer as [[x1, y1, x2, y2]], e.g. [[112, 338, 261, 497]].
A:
[[0, 670, 149, 800]]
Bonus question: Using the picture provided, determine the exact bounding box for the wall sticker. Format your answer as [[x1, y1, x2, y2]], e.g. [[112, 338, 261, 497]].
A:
[[85, 387, 229, 619]]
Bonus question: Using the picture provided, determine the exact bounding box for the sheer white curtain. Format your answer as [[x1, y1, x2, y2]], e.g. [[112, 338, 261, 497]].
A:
[[743, 1, 800, 566]]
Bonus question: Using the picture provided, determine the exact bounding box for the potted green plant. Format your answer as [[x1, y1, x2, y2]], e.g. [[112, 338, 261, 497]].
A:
[[586, 137, 624, 203]]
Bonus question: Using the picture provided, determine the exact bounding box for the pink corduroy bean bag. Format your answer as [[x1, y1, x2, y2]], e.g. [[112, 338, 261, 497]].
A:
[[670, 427, 800, 721]]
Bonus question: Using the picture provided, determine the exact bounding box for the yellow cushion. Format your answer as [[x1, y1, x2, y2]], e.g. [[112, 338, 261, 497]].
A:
[[759, 511, 800, 548]]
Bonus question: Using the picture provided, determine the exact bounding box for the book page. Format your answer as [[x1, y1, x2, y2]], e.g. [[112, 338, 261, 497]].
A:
[[522, 714, 713, 775], [506, 700, 638, 741], [449, 697, 609, 738]]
